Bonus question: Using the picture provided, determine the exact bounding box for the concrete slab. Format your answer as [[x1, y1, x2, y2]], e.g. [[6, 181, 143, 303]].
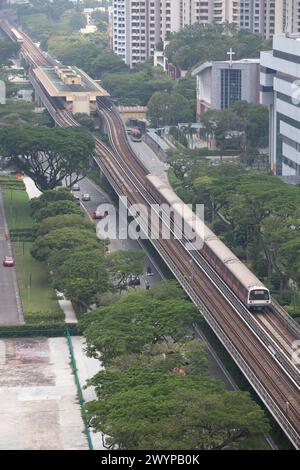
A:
[[0, 337, 88, 450]]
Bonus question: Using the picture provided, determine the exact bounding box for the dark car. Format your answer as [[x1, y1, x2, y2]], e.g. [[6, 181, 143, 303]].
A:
[[146, 266, 154, 276], [128, 275, 141, 286]]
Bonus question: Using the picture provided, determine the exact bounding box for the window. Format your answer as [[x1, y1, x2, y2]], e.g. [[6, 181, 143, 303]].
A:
[[220, 68, 242, 109]]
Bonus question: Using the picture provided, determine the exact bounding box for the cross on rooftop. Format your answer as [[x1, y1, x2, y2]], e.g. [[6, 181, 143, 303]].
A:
[[227, 48, 235, 66]]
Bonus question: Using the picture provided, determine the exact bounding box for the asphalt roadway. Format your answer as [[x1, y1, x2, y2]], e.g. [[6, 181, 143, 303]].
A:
[[0, 191, 23, 324], [76, 176, 163, 289], [74, 177, 241, 391]]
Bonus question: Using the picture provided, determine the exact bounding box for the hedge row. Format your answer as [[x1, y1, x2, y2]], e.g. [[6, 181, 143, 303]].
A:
[[0, 322, 79, 338], [25, 310, 65, 324], [0, 177, 25, 190], [10, 228, 36, 241]]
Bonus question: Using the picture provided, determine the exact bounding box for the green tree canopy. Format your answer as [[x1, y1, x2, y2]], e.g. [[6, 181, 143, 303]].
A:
[[31, 226, 100, 261], [36, 213, 94, 236], [0, 39, 20, 66], [85, 346, 269, 450], [79, 287, 199, 364], [0, 126, 95, 191], [147, 91, 194, 126], [53, 247, 109, 306], [164, 23, 271, 70]]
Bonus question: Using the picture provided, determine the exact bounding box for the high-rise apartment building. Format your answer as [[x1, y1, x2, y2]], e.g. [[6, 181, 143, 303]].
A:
[[112, 1, 233, 67], [285, 0, 300, 34], [111, 1, 300, 67]]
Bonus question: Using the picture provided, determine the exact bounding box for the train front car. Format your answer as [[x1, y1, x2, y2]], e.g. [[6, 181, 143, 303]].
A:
[[145, 174, 272, 312], [247, 286, 271, 310]]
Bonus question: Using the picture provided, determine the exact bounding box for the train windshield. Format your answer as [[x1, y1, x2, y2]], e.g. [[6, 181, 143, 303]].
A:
[[249, 289, 270, 301]]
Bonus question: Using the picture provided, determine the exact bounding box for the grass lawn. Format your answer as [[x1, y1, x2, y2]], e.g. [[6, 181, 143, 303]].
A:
[[1, 180, 64, 324], [3, 187, 34, 230], [12, 241, 63, 323]]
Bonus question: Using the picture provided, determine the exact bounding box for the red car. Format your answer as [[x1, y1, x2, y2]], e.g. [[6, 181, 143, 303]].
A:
[[3, 256, 15, 267]]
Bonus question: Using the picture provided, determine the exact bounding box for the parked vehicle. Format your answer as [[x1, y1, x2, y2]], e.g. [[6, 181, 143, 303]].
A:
[[128, 275, 141, 286], [3, 256, 15, 267], [71, 183, 80, 191], [93, 210, 108, 220], [146, 266, 154, 276]]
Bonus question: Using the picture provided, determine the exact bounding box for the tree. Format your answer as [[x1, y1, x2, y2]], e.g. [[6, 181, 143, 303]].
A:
[[164, 23, 270, 70], [85, 358, 269, 449], [48, 35, 127, 80], [53, 248, 109, 306], [106, 249, 144, 287], [31, 226, 100, 261], [147, 92, 194, 126], [79, 287, 199, 364], [0, 39, 19, 67], [32, 200, 82, 222], [0, 126, 95, 191], [30, 188, 75, 216], [101, 68, 173, 106], [200, 102, 269, 151], [69, 12, 86, 31], [0, 100, 51, 128], [36, 213, 94, 236], [74, 113, 95, 130]]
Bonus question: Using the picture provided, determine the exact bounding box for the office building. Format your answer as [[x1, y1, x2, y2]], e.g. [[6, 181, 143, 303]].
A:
[[261, 33, 300, 179]]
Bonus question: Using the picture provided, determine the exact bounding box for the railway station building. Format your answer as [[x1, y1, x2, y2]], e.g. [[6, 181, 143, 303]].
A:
[[32, 65, 109, 115]]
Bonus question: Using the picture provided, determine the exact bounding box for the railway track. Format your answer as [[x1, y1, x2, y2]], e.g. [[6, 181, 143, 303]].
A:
[[3, 22, 300, 448], [97, 96, 300, 381]]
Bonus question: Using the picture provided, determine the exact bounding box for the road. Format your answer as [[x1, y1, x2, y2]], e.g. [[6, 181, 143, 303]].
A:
[[75, 176, 240, 391], [0, 191, 23, 324], [75, 176, 162, 289]]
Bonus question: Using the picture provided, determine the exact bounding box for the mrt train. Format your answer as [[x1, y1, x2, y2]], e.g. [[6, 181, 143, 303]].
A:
[[145, 174, 271, 310], [11, 28, 23, 43]]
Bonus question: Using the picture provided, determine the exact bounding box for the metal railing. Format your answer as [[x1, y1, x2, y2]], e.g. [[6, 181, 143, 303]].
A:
[[65, 327, 94, 450]]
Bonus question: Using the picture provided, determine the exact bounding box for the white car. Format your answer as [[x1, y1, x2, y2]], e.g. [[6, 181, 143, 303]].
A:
[[82, 193, 91, 201], [55, 290, 65, 300]]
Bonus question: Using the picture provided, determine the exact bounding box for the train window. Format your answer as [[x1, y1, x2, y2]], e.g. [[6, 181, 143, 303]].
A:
[[249, 290, 270, 300]]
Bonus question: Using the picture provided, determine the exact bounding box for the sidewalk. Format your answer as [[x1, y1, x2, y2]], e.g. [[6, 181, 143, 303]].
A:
[[23, 176, 42, 199]]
